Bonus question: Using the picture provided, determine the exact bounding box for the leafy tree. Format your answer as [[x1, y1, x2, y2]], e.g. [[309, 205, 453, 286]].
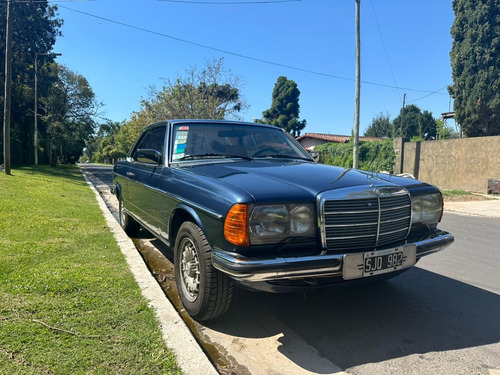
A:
[[259, 76, 306, 136], [43, 64, 100, 164], [87, 58, 246, 163], [0, 0, 62, 165], [436, 119, 459, 140], [85, 120, 122, 163], [392, 104, 437, 140], [449, 0, 500, 137], [143, 58, 246, 121], [364, 112, 393, 138]]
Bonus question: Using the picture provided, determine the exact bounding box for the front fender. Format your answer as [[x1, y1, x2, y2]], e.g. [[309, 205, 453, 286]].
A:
[[169, 203, 213, 248]]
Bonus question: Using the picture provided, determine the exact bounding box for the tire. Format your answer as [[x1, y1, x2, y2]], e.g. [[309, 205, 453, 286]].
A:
[[118, 195, 141, 236], [174, 221, 233, 321]]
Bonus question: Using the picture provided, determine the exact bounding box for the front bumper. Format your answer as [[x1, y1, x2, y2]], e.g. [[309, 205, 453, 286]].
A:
[[211, 230, 454, 282]]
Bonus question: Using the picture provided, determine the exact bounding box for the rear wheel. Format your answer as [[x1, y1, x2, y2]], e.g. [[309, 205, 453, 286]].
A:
[[174, 221, 233, 321], [118, 195, 141, 236]]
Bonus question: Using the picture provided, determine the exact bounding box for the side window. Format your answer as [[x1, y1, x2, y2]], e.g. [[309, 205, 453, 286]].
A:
[[132, 126, 166, 164]]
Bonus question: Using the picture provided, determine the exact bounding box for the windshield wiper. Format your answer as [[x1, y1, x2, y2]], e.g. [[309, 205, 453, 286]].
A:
[[256, 154, 313, 162], [177, 153, 253, 161]]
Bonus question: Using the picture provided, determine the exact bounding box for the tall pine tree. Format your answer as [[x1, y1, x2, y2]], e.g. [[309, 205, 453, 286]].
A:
[[449, 0, 500, 137], [260, 76, 306, 137]]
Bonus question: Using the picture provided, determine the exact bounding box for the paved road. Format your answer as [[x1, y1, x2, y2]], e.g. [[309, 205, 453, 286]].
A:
[[81, 164, 114, 187], [81, 164, 500, 375]]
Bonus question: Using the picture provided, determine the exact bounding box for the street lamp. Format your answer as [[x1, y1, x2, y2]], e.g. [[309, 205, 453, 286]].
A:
[[34, 52, 61, 166]]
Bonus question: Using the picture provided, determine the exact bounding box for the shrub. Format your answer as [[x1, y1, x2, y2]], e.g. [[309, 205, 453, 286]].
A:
[[316, 139, 395, 173]]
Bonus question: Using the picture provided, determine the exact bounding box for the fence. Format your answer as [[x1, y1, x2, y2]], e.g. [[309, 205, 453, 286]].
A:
[[394, 136, 500, 193]]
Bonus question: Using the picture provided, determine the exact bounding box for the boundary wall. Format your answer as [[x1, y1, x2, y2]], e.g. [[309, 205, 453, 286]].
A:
[[394, 136, 500, 193]]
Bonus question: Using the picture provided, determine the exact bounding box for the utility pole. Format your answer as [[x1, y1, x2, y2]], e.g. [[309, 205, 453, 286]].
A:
[[353, 0, 361, 169], [34, 53, 38, 166], [3, 0, 12, 175], [399, 93, 406, 174]]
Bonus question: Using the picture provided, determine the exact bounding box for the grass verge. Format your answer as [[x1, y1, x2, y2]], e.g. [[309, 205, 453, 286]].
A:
[[441, 189, 475, 198], [0, 165, 182, 375]]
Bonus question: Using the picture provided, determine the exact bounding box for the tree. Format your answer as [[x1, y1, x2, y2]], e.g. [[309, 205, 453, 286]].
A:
[[0, 0, 62, 165], [364, 112, 393, 137], [260, 76, 306, 136], [143, 58, 246, 121], [436, 119, 459, 140], [92, 58, 246, 162], [449, 0, 500, 137], [43, 64, 100, 164], [392, 104, 437, 140], [85, 120, 122, 163]]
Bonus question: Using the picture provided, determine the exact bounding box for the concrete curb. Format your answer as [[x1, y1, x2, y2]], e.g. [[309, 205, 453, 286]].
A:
[[80, 168, 218, 375]]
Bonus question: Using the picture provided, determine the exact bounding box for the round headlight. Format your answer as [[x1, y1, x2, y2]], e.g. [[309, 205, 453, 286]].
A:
[[249, 205, 287, 237], [290, 205, 314, 234], [412, 199, 423, 223], [421, 194, 442, 223], [412, 193, 442, 224]]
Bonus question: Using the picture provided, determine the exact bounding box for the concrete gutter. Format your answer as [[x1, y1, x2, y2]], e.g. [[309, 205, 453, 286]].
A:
[[80, 167, 218, 375]]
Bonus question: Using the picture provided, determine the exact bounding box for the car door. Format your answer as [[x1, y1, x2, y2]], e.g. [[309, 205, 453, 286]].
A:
[[126, 125, 166, 234]]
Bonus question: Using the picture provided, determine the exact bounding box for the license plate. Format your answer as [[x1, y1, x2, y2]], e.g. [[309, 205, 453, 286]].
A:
[[343, 245, 416, 280]]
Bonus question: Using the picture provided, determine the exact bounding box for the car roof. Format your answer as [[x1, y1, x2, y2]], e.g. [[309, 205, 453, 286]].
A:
[[146, 119, 279, 130]]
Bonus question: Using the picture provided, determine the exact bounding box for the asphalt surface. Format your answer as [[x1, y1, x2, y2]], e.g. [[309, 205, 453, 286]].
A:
[[80, 164, 500, 375]]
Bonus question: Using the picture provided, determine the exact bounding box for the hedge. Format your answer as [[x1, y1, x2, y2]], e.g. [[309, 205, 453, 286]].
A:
[[315, 139, 395, 173]]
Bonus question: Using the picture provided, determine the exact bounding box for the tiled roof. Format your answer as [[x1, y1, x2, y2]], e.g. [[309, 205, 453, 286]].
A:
[[296, 133, 381, 143]]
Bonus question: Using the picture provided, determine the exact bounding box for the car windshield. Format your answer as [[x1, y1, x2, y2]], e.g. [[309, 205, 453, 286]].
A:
[[170, 123, 313, 163]]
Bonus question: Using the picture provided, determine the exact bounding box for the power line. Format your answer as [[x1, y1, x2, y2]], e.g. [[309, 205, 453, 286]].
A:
[[158, 0, 301, 4], [13, 1, 94, 3], [407, 85, 449, 103], [369, 0, 401, 101], [57, 4, 449, 96]]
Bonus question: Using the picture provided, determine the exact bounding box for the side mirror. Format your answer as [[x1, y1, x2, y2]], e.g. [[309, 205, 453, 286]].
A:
[[136, 149, 162, 165]]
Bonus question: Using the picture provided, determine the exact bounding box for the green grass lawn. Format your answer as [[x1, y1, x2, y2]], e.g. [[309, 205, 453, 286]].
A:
[[0, 166, 182, 375]]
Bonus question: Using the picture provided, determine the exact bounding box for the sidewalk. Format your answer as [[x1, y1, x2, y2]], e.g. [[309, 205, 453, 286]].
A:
[[444, 197, 500, 218]]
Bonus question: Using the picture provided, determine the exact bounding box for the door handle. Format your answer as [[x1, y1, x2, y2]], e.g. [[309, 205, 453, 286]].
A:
[[126, 172, 135, 178]]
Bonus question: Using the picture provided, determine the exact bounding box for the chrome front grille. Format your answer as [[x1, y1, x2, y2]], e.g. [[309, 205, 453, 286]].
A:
[[321, 191, 411, 251]]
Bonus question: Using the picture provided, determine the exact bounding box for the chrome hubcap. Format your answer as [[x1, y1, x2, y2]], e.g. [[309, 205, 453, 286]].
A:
[[179, 238, 200, 302]]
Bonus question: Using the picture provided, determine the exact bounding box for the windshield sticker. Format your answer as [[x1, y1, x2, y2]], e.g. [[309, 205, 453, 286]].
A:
[[173, 130, 188, 160]]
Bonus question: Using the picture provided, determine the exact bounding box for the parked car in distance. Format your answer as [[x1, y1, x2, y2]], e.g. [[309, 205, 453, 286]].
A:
[[112, 119, 454, 321]]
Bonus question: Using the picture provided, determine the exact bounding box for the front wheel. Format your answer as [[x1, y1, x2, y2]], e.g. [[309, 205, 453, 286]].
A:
[[174, 222, 233, 321]]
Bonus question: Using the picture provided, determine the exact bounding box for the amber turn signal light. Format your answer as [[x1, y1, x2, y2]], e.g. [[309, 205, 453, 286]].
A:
[[224, 204, 249, 246]]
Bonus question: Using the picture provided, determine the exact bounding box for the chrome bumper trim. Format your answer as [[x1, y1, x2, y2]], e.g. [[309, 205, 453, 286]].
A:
[[212, 231, 454, 282], [415, 231, 454, 257]]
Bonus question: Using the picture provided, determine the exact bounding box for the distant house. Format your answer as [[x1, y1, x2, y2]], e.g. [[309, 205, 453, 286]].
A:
[[296, 133, 381, 151]]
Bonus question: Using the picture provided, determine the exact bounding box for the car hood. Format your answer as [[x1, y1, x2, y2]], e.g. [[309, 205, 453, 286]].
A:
[[182, 160, 421, 202]]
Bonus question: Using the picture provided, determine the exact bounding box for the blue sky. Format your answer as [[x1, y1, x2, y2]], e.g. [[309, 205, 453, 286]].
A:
[[53, 0, 455, 136]]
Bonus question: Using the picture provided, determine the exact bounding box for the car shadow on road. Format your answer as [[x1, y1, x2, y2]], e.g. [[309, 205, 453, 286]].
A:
[[207, 267, 500, 371], [128, 229, 499, 372]]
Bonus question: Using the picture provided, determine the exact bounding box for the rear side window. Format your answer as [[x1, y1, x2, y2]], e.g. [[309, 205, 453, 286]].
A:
[[132, 126, 166, 164]]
